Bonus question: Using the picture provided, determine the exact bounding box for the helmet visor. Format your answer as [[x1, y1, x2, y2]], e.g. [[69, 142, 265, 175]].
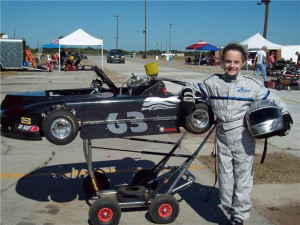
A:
[[248, 107, 281, 126]]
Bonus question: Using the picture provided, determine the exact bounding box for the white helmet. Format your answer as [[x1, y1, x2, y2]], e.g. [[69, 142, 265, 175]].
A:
[[246, 100, 283, 139]]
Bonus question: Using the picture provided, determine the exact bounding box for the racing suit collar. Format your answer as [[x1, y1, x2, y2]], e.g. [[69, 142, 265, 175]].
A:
[[222, 72, 242, 83]]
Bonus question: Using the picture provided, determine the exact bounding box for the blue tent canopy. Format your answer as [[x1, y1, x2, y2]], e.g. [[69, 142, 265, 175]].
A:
[[40, 43, 65, 49], [196, 43, 220, 51]]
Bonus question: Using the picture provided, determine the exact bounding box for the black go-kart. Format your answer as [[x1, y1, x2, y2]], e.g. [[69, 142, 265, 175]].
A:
[[1, 66, 214, 145]]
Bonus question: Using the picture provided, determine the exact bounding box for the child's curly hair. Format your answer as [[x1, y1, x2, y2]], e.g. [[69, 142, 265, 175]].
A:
[[220, 42, 247, 63]]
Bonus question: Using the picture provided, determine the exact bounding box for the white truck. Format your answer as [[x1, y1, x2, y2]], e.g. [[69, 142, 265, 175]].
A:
[[161, 52, 175, 57]]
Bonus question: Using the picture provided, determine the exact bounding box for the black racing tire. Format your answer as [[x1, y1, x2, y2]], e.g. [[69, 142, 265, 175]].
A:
[[149, 194, 179, 224], [117, 185, 146, 202], [83, 172, 110, 197], [132, 169, 158, 190], [184, 102, 214, 134], [276, 83, 283, 90], [42, 109, 79, 145], [89, 197, 121, 225]]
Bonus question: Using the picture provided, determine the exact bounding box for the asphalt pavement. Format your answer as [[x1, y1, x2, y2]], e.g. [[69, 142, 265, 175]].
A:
[[1, 56, 299, 225]]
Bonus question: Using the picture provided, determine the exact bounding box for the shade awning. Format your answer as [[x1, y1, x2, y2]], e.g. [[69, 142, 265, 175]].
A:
[[59, 28, 103, 46], [240, 33, 282, 50], [196, 43, 220, 51], [40, 43, 65, 49], [186, 40, 207, 50]]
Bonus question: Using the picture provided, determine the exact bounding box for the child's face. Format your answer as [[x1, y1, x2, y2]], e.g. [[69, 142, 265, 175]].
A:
[[222, 50, 245, 76]]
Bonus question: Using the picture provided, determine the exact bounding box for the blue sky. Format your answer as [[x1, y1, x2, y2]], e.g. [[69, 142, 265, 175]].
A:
[[1, 0, 299, 51]]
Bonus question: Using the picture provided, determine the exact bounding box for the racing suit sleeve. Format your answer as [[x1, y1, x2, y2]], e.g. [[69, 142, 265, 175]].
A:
[[255, 83, 289, 115], [179, 82, 211, 105]]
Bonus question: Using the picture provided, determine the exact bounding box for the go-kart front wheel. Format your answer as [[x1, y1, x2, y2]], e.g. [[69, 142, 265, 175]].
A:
[[89, 197, 121, 225], [149, 194, 179, 224], [184, 102, 213, 134], [42, 109, 79, 145]]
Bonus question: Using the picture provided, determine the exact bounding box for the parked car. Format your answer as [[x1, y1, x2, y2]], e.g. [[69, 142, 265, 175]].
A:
[[107, 49, 125, 63], [1, 67, 214, 145], [161, 52, 175, 57]]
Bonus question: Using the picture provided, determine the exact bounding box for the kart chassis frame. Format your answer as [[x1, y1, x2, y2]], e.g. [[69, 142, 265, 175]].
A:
[[82, 124, 216, 210]]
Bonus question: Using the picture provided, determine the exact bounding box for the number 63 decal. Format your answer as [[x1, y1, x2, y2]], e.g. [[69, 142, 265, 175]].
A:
[[107, 112, 148, 134]]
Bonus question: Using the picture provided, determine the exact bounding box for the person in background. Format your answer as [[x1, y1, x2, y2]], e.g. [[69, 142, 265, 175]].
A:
[[296, 51, 300, 68], [268, 51, 276, 70], [60, 48, 67, 69], [180, 42, 293, 225], [54, 52, 59, 64], [253, 46, 268, 82]]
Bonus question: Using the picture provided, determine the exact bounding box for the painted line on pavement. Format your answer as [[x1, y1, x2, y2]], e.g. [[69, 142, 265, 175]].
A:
[[281, 97, 300, 105]]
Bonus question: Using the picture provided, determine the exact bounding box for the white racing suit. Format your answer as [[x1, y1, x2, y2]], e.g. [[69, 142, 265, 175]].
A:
[[190, 73, 289, 221]]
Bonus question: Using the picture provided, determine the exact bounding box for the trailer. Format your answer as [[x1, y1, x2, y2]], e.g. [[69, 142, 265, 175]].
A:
[[0, 38, 26, 70]]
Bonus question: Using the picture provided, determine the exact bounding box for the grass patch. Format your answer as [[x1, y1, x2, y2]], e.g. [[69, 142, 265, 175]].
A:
[[198, 153, 300, 184]]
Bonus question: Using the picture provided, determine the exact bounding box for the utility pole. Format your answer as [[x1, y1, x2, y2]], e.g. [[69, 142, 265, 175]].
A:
[[114, 15, 120, 49], [258, 0, 271, 38], [169, 24, 172, 52], [144, 0, 147, 58]]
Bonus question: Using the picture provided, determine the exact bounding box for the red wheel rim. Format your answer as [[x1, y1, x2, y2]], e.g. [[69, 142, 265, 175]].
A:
[[158, 203, 172, 218], [98, 207, 113, 222]]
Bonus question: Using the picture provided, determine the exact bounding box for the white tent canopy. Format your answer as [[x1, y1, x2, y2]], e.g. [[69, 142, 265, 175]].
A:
[[58, 28, 103, 71], [240, 33, 282, 50]]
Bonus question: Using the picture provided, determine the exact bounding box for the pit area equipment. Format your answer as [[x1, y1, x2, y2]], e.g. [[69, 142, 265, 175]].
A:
[[83, 124, 216, 225]]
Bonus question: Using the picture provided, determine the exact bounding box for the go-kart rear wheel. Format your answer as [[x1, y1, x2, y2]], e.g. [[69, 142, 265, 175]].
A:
[[132, 169, 158, 190], [42, 109, 79, 145], [89, 197, 121, 225], [184, 102, 213, 134], [149, 194, 179, 224], [83, 172, 110, 197]]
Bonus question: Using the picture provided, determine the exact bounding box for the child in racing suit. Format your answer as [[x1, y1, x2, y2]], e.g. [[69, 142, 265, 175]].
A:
[[180, 43, 293, 225]]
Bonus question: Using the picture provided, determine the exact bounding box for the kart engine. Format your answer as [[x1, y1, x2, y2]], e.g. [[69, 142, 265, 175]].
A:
[[126, 74, 167, 96]]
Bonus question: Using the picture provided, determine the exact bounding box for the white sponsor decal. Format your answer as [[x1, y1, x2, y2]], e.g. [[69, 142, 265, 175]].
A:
[[16, 124, 39, 132], [142, 96, 179, 111]]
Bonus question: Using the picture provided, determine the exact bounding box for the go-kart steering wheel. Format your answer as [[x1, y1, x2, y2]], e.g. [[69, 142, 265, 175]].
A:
[[94, 66, 118, 94]]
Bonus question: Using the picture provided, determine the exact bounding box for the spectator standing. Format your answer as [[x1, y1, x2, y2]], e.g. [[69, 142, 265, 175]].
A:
[[60, 48, 67, 69], [268, 51, 276, 69], [296, 51, 300, 68], [253, 46, 268, 82]]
